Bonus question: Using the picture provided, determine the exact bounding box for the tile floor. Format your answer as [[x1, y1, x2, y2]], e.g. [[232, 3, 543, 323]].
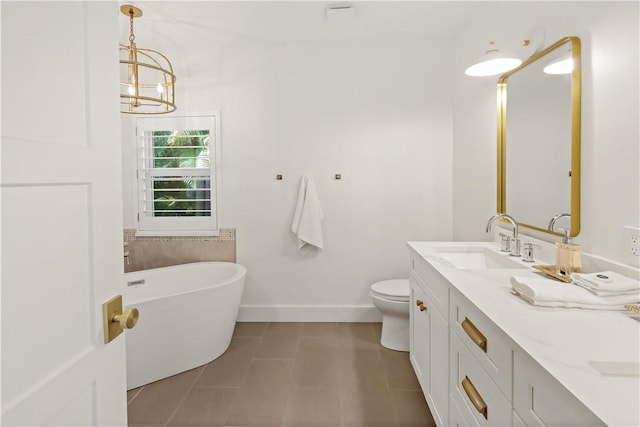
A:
[[127, 322, 435, 427]]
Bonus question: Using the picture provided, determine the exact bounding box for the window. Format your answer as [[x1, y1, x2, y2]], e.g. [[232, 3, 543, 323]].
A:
[[135, 115, 220, 235]]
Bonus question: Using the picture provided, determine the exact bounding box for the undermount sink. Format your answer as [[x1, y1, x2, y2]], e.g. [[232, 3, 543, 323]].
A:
[[430, 247, 527, 270]]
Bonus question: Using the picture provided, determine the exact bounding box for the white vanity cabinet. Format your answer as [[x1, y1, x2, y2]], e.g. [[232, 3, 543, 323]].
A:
[[409, 254, 450, 427], [450, 289, 513, 426], [407, 242, 612, 427], [513, 348, 604, 426], [410, 275, 430, 385], [450, 331, 512, 426]]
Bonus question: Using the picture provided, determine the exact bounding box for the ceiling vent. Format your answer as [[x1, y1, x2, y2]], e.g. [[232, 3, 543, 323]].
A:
[[326, 5, 356, 22]]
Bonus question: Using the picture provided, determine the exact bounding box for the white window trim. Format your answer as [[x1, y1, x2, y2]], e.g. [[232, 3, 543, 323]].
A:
[[134, 114, 222, 237]]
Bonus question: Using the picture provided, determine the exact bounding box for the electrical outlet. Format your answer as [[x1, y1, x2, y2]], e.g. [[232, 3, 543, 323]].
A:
[[623, 226, 640, 267]]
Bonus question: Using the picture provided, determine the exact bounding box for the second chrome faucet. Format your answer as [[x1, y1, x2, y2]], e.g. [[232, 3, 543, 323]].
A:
[[486, 213, 521, 256]]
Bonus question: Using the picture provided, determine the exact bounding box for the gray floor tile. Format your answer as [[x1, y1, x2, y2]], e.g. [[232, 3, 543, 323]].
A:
[[233, 322, 269, 338], [167, 387, 238, 426], [337, 323, 379, 349], [337, 348, 388, 390], [292, 337, 340, 387], [254, 322, 302, 359], [127, 367, 204, 425], [128, 321, 433, 427], [339, 386, 398, 426], [283, 387, 340, 426], [379, 345, 421, 391], [392, 390, 435, 426], [301, 322, 341, 338], [196, 337, 260, 387]]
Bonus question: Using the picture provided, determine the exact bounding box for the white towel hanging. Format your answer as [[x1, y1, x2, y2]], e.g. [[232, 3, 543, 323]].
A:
[[291, 174, 324, 254]]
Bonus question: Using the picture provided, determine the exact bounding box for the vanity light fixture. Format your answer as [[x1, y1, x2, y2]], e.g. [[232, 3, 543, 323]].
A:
[[464, 41, 522, 77], [120, 5, 176, 114], [544, 50, 573, 75]]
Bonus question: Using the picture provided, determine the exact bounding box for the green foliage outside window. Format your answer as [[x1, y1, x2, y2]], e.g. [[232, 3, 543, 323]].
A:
[[151, 129, 211, 217]]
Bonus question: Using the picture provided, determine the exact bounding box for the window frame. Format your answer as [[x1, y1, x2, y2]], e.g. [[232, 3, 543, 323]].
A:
[[134, 114, 221, 236]]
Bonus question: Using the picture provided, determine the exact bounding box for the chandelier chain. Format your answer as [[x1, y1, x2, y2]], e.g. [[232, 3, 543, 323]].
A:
[[128, 12, 135, 44]]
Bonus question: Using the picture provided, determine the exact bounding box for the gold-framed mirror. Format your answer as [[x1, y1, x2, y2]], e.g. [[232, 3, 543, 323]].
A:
[[497, 36, 581, 237]]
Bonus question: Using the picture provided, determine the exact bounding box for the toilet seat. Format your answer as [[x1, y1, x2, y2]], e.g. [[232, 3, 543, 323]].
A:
[[370, 279, 410, 302]]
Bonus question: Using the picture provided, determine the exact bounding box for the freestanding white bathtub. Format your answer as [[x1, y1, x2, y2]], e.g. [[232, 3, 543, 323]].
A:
[[123, 262, 246, 390]]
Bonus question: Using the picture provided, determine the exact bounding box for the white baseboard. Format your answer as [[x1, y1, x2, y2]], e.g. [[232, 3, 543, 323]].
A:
[[237, 305, 382, 322]]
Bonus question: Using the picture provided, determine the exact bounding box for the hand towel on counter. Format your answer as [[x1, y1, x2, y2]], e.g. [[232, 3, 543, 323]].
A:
[[510, 276, 640, 310], [572, 271, 640, 296], [291, 173, 324, 255]]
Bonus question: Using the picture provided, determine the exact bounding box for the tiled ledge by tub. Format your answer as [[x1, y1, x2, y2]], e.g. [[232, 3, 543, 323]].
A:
[[123, 228, 236, 272]]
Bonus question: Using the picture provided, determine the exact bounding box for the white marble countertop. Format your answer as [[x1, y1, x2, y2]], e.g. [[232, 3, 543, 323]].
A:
[[407, 240, 640, 427]]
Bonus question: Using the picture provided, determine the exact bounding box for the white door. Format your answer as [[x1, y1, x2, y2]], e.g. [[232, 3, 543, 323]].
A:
[[1, 2, 127, 425]]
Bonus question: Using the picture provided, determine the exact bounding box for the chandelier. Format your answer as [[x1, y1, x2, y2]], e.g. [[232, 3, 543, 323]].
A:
[[119, 5, 176, 114]]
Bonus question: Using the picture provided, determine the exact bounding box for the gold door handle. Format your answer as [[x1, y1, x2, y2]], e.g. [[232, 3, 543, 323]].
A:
[[416, 299, 424, 306], [462, 376, 488, 419], [461, 317, 487, 352], [103, 295, 139, 343], [113, 308, 139, 329]]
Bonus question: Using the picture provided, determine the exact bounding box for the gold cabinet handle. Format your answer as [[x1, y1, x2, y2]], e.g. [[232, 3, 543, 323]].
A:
[[461, 317, 487, 352], [419, 304, 427, 312], [416, 299, 424, 306], [113, 308, 139, 329], [462, 376, 488, 419]]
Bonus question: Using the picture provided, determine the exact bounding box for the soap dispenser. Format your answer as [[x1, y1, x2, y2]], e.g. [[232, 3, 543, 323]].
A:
[[556, 230, 582, 277]]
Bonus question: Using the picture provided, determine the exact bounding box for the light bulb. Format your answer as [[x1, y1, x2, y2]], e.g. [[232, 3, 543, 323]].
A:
[[128, 84, 135, 95], [465, 57, 522, 76], [544, 58, 573, 75], [465, 43, 522, 77], [157, 83, 163, 94]]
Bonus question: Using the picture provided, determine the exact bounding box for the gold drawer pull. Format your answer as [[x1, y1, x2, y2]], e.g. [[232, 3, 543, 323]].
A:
[[461, 317, 487, 352], [416, 299, 424, 306], [462, 376, 488, 420]]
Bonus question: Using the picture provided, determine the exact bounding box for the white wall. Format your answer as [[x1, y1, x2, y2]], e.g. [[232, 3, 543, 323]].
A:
[[123, 38, 454, 319], [452, 1, 639, 265], [122, 1, 639, 320]]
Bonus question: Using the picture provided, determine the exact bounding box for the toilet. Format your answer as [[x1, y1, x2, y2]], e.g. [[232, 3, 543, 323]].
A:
[[370, 279, 410, 352]]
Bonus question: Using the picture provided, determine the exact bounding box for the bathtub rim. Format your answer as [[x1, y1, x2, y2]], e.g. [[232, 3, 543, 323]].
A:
[[124, 261, 247, 306]]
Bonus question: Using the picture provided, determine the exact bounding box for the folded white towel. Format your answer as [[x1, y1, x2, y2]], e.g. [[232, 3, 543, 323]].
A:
[[291, 174, 324, 254], [572, 271, 640, 296], [510, 276, 640, 310]]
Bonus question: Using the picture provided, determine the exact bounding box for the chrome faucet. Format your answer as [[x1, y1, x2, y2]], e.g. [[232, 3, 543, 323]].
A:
[[124, 241, 130, 265], [548, 213, 571, 232], [486, 214, 521, 256]]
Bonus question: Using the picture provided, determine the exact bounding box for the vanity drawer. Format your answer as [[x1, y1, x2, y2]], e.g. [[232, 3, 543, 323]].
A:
[[411, 254, 449, 318], [450, 392, 481, 427], [450, 290, 512, 401], [513, 348, 604, 426], [512, 410, 526, 427], [450, 333, 511, 426]]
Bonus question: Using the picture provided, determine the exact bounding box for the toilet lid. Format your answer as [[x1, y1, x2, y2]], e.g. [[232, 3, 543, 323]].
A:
[[371, 279, 410, 302]]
